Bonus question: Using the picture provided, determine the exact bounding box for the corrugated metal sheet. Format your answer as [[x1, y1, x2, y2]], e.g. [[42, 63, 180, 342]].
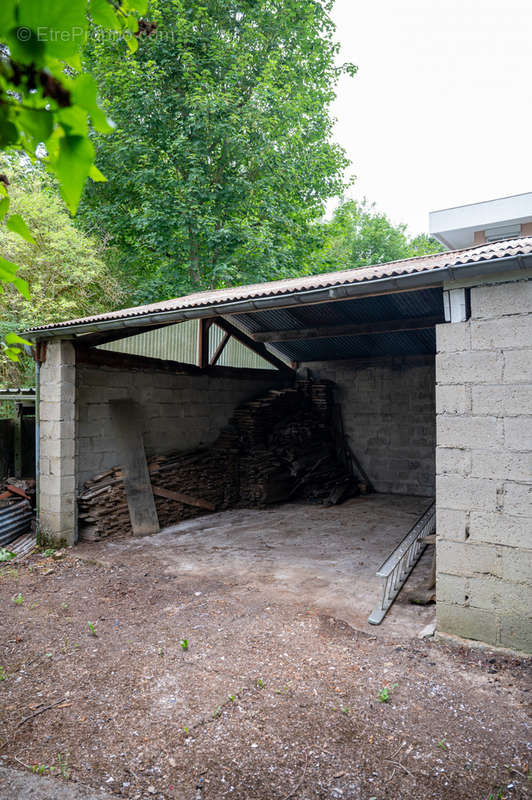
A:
[[26, 236, 532, 333], [98, 320, 274, 370]]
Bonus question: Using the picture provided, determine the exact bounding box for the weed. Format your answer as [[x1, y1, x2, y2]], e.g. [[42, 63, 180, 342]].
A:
[[229, 694, 236, 702], [42, 548, 56, 558], [180, 639, 188, 651], [60, 602, 68, 610], [184, 727, 189, 734], [438, 739, 448, 750], [213, 707, 221, 718], [342, 707, 349, 715], [157, 647, 164, 656], [0, 666, 6, 681], [487, 790, 503, 800], [378, 683, 398, 703], [0, 547, 16, 562], [12, 593, 24, 606], [56, 752, 70, 779], [87, 622, 97, 636], [31, 764, 51, 775], [257, 678, 264, 689]]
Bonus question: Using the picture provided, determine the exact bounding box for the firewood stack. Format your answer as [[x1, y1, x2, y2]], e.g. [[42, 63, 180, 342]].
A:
[[78, 379, 358, 542]]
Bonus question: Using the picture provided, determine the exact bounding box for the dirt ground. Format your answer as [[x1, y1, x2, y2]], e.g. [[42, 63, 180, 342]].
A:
[[0, 502, 531, 800]]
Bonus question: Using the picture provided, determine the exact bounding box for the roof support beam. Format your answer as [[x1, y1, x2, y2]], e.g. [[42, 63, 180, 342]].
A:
[[213, 316, 294, 372], [197, 318, 213, 369], [209, 330, 231, 366], [249, 315, 443, 343]]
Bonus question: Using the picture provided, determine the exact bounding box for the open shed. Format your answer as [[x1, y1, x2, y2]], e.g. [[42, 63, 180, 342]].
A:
[[25, 237, 532, 652]]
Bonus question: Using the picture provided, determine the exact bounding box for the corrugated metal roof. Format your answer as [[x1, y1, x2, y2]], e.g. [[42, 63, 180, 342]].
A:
[[26, 236, 532, 334]]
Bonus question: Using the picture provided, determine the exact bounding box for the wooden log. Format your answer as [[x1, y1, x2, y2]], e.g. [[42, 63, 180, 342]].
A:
[[152, 485, 216, 511]]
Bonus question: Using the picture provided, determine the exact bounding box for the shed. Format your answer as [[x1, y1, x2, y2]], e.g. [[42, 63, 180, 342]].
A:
[[24, 236, 532, 652]]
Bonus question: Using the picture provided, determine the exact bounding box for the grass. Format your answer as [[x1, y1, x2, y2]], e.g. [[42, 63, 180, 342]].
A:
[[378, 683, 398, 703]]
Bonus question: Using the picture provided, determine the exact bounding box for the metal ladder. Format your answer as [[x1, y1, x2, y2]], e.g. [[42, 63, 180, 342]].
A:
[[368, 501, 436, 625]]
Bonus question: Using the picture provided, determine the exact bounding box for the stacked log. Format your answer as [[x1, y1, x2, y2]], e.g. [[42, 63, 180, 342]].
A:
[[77, 380, 357, 542]]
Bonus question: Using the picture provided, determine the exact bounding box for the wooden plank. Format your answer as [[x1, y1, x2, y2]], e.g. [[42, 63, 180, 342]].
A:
[[209, 330, 231, 366], [152, 485, 216, 511], [250, 315, 443, 343], [214, 316, 293, 372], [109, 400, 159, 536], [197, 318, 212, 368]]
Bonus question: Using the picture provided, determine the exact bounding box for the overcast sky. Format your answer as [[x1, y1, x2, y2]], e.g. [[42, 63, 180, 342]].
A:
[[330, 0, 532, 235]]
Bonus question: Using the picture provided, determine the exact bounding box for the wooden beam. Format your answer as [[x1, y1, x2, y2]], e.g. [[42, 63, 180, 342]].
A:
[[198, 318, 212, 368], [249, 315, 443, 343], [152, 485, 216, 511], [214, 316, 293, 372], [209, 330, 231, 366]]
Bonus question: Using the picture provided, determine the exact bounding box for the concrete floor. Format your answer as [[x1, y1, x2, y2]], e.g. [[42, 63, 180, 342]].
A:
[[82, 493, 436, 638]]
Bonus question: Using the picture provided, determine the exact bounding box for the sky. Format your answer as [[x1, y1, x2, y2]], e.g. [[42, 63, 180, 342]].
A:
[[330, 0, 532, 236]]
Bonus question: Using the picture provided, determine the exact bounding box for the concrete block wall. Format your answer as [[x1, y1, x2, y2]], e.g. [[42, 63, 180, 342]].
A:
[[39, 341, 77, 545], [436, 276, 532, 653], [300, 357, 436, 496], [76, 364, 278, 489]]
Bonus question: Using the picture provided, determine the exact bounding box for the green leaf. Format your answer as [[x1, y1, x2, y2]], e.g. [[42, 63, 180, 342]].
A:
[[18, 108, 54, 145], [126, 34, 138, 53], [56, 134, 95, 214], [57, 106, 89, 136], [11, 275, 31, 300], [125, 0, 148, 13], [18, 0, 88, 58], [5, 332, 31, 346], [0, 256, 19, 281], [6, 214, 36, 244], [72, 75, 115, 134], [88, 164, 107, 182], [0, 196, 10, 221], [89, 0, 118, 28]]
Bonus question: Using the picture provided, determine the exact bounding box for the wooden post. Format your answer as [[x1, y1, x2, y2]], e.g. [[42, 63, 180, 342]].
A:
[[198, 318, 212, 369], [13, 402, 22, 478]]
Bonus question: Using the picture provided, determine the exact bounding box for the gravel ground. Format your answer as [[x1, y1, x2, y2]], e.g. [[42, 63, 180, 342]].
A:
[[0, 549, 530, 800]]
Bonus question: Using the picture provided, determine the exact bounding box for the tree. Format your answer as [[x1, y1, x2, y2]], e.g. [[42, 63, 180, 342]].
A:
[[307, 199, 444, 274], [0, 161, 124, 386], [79, 0, 356, 300], [0, 0, 146, 360]]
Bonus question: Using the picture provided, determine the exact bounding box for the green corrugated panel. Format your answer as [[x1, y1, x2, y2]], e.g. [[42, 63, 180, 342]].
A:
[[98, 320, 274, 370]]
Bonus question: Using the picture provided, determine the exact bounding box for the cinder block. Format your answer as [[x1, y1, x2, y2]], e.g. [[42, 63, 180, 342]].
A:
[[436, 474, 499, 512], [437, 539, 502, 578], [436, 572, 468, 604], [503, 482, 532, 518], [472, 384, 532, 416], [471, 450, 531, 481], [499, 612, 532, 653], [436, 322, 470, 353], [504, 417, 532, 452], [437, 602, 498, 645], [436, 351, 504, 385], [504, 350, 532, 383], [471, 316, 531, 351], [471, 279, 532, 320], [437, 415, 502, 450], [436, 385, 470, 415], [467, 575, 503, 611], [436, 507, 468, 541], [501, 547, 532, 585], [469, 511, 531, 548], [436, 447, 471, 476]]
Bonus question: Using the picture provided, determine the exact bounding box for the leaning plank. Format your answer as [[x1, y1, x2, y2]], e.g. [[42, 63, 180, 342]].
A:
[[109, 400, 160, 536], [152, 485, 216, 512]]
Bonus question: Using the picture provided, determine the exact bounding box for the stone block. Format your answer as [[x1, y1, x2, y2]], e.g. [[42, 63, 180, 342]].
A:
[[437, 539, 503, 578], [436, 572, 468, 604], [504, 417, 532, 452], [469, 511, 531, 548], [436, 351, 504, 385], [504, 350, 532, 383], [436, 447, 471, 476], [471, 279, 532, 319], [472, 384, 532, 416], [503, 482, 532, 518], [436, 474, 499, 512], [499, 612, 532, 652], [436, 322, 470, 353], [467, 575, 504, 611], [501, 547, 532, 585], [436, 384, 469, 415], [437, 415, 502, 450], [436, 507, 468, 541], [471, 450, 531, 481], [471, 315, 531, 351], [436, 602, 498, 645]]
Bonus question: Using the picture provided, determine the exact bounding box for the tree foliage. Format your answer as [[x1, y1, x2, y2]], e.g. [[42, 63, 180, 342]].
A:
[[80, 0, 356, 299], [0, 0, 145, 359], [307, 199, 444, 274], [0, 161, 124, 385]]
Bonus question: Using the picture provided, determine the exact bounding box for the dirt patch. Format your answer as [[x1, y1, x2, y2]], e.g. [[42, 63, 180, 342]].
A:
[[0, 550, 530, 800]]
